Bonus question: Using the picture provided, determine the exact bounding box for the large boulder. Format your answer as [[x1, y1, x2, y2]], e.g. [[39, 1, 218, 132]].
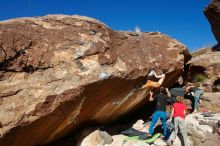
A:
[[204, 0, 220, 50], [0, 15, 189, 146], [199, 92, 220, 112], [186, 113, 220, 146]]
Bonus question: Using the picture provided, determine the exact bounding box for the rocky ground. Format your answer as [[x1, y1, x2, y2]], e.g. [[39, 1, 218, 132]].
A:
[[47, 91, 220, 146], [78, 112, 220, 146]]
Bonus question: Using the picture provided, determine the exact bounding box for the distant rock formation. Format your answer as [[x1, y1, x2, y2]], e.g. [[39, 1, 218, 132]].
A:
[[187, 48, 220, 92], [204, 0, 220, 51], [0, 15, 189, 146]]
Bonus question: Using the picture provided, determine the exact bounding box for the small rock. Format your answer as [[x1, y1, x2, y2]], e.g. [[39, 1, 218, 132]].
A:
[[153, 138, 167, 146], [132, 120, 145, 130], [106, 134, 126, 146], [123, 141, 150, 146], [81, 130, 113, 146]]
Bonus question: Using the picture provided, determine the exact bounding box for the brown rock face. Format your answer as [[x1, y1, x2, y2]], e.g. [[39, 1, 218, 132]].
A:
[[0, 15, 189, 146], [188, 48, 220, 113], [188, 48, 220, 92], [204, 0, 220, 50]]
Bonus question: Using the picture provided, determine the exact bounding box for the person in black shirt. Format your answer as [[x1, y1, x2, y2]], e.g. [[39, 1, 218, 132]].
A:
[[148, 87, 170, 137]]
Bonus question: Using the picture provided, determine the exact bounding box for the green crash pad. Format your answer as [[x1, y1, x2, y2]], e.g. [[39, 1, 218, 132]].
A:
[[123, 133, 161, 144]]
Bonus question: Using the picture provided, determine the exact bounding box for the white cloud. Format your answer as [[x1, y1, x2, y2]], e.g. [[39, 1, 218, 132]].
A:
[[134, 25, 141, 33]]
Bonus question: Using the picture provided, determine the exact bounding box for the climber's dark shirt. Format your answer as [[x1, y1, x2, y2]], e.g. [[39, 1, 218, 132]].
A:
[[155, 93, 167, 112]]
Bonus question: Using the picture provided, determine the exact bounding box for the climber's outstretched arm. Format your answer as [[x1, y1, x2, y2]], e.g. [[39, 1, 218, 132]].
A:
[[149, 91, 154, 101]]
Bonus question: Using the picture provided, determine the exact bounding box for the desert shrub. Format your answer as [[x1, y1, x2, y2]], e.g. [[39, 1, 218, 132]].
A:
[[193, 74, 207, 84]]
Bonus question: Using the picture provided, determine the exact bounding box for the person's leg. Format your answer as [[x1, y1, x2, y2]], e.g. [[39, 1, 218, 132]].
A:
[[173, 117, 179, 140], [149, 111, 160, 135], [160, 111, 167, 137], [167, 131, 174, 145], [166, 119, 175, 138], [142, 80, 160, 89], [194, 90, 203, 111], [167, 117, 179, 145], [179, 118, 188, 146]]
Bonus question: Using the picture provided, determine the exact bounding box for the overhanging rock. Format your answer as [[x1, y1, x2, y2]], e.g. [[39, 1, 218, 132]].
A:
[[0, 15, 189, 146], [204, 0, 220, 50]]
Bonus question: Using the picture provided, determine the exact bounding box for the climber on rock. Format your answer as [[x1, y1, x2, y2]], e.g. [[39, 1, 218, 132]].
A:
[[141, 70, 165, 90]]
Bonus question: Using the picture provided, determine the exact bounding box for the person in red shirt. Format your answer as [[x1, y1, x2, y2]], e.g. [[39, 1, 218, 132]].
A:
[[167, 96, 188, 146]]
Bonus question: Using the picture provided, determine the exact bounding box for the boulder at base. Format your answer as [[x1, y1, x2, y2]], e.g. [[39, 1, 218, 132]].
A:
[[0, 15, 189, 146]]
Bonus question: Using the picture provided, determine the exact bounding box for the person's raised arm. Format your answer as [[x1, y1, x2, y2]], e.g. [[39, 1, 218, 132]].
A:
[[184, 110, 186, 116], [149, 91, 154, 101], [184, 104, 187, 116], [169, 107, 174, 122], [186, 85, 195, 94], [166, 88, 171, 97]]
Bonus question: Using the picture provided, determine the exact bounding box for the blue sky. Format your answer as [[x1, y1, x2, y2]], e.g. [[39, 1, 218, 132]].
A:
[[0, 0, 217, 51]]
